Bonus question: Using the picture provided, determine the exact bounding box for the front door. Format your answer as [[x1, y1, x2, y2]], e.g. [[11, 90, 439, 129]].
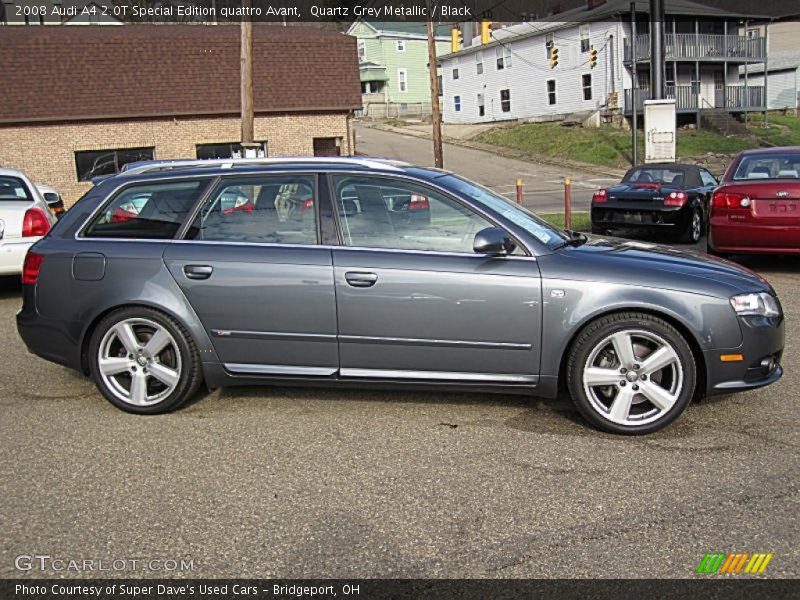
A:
[[328, 174, 542, 384], [164, 173, 338, 376]]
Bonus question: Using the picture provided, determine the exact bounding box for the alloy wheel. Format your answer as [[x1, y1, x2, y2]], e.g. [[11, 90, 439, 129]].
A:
[[97, 318, 182, 407], [691, 210, 702, 242], [582, 329, 684, 427]]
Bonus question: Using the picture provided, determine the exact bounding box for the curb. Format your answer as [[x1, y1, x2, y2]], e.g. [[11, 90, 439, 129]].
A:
[[363, 123, 627, 179]]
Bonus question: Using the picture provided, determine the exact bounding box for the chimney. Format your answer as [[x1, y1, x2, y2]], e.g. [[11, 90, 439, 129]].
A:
[[587, 0, 607, 9]]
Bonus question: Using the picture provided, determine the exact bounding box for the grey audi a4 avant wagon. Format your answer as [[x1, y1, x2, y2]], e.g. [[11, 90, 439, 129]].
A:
[[17, 158, 784, 434]]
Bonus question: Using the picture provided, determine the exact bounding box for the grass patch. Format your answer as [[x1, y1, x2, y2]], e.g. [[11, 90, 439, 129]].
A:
[[476, 114, 800, 170], [538, 211, 592, 232]]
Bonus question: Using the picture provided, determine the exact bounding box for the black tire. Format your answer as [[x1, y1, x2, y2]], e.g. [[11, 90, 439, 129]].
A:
[[88, 306, 203, 414], [566, 312, 696, 435], [679, 206, 703, 244]]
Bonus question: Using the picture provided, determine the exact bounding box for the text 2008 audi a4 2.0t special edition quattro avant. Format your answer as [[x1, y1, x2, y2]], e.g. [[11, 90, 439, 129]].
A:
[[17, 158, 784, 434]]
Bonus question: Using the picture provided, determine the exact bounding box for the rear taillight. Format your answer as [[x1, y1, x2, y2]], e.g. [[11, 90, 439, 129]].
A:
[[664, 191, 687, 207], [712, 191, 750, 209], [21, 208, 51, 237], [592, 189, 608, 203], [22, 251, 44, 285], [408, 193, 430, 211]]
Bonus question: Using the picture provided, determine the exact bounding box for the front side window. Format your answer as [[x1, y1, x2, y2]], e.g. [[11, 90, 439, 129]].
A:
[[187, 175, 316, 244], [332, 175, 497, 254], [84, 180, 208, 239], [500, 89, 511, 112], [0, 176, 32, 202], [547, 80, 556, 105], [75, 147, 155, 182], [700, 170, 718, 186], [196, 141, 267, 160]]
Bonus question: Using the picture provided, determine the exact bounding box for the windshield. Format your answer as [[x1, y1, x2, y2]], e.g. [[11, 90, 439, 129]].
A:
[[0, 176, 33, 202], [733, 153, 800, 181], [623, 167, 685, 185], [438, 174, 569, 249]]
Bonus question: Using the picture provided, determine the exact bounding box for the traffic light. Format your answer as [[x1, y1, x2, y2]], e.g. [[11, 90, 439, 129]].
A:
[[549, 46, 559, 68], [451, 27, 463, 53], [480, 21, 492, 44], [589, 46, 598, 68]]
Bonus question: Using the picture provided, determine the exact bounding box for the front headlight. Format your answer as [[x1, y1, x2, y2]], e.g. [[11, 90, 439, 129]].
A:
[[730, 292, 781, 317]]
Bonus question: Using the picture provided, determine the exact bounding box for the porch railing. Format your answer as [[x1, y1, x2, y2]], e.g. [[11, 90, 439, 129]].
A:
[[623, 85, 765, 113], [624, 34, 766, 62]]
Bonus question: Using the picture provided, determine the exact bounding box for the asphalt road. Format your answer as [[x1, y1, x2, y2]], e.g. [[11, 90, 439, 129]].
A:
[[355, 124, 618, 213], [0, 251, 798, 579]]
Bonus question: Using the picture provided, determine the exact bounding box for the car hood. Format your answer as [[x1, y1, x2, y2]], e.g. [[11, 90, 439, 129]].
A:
[[556, 236, 773, 295]]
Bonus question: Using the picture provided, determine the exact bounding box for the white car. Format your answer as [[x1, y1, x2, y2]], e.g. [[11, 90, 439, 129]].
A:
[[0, 168, 58, 276], [35, 183, 66, 218]]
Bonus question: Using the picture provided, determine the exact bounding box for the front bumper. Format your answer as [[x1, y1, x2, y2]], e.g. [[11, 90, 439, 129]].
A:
[[704, 314, 785, 395]]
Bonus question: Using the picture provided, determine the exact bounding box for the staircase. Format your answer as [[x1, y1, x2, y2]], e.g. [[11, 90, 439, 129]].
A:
[[700, 109, 748, 136]]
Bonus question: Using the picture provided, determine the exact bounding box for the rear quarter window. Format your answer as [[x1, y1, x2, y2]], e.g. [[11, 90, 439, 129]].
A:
[[83, 180, 209, 239], [0, 176, 33, 202]]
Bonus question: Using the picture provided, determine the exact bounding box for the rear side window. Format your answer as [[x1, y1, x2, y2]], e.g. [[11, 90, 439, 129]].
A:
[[0, 176, 32, 202], [185, 174, 317, 245], [83, 180, 209, 239]]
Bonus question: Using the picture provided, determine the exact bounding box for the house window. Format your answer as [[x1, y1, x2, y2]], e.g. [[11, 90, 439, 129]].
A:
[[582, 74, 592, 100], [196, 142, 268, 160], [396, 40, 405, 52], [477, 93, 485, 116], [453, 57, 459, 80], [580, 24, 590, 53], [500, 89, 511, 112], [476, 51, 483, 74], [437, 74, 443, 96], [454, 95, 462, 112], [665, 63, 675, 88], [75, 147, 155, 182], [496, 46, 511, 70], [545, 33, 554, 58], [398, 68, 408, 92], [547, 80, 556, 105], [746, 28, 760, 39], [357, 40, 366, 62], [313, 137, 342, 157]]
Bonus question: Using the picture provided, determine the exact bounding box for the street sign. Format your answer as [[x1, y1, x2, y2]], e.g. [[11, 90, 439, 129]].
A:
[[643, 99, 676, 164]]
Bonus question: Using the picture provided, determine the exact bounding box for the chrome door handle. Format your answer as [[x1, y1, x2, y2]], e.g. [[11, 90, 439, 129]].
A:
[[344, 272, 378, 288], [183, 265, 213, 280]]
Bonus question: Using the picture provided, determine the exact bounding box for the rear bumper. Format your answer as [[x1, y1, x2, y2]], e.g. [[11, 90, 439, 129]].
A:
[[0, 238, 34, 275], [591, 205, 688, 229], [16, 285, 83, 371], [705, 314, 785, 395], [709, 220, 800, 254]]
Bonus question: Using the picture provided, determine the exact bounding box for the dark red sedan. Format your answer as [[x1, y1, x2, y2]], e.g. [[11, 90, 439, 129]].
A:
[[708, 147, 800, 256]]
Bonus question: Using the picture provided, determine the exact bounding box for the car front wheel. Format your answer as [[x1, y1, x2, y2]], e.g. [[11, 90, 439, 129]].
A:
[[88, 307, 202, 414], [566, 312, 696, 434]]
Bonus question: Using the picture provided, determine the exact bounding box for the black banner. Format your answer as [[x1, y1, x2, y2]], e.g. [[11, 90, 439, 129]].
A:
[[2, 0, 797, 24], [2, 579, 799, 600]]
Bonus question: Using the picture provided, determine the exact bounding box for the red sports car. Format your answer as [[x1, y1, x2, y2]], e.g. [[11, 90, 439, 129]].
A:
[[708, 147, 800, 256]]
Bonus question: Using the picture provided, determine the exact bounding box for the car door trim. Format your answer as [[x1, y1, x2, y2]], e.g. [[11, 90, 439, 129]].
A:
[[338, 334, 532, 350], [339, 368, 537, 383], [211, 329, 336, 342], [224, 363, 337, 377]]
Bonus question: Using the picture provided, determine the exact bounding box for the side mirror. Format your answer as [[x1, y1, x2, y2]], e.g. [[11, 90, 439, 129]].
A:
[[473, 227, 515, 256], [43, 193, 65, 216]]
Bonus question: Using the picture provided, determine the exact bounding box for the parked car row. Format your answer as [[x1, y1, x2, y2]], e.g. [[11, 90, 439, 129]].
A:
[[590, 147, 800, 257]]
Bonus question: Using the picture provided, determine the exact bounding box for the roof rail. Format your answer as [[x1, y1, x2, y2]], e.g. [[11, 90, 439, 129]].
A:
[[119, 156, 409, 176]]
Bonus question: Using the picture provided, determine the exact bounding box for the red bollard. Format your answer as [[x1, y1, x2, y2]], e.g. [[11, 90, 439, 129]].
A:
[[564, 177, 572, 230], [515, 178, 523, 205]]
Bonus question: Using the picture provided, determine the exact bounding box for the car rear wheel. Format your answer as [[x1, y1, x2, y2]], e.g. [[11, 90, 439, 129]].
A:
[[88, 307, 202, 414], [566, 312, 696, 434], [680, 207, 703, 244]]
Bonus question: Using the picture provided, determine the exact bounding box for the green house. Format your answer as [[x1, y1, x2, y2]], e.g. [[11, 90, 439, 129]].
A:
[[346, 21, 450, 106]]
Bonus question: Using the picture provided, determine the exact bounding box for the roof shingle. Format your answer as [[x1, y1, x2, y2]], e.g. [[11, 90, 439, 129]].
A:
[[0, 24, 362, 124]]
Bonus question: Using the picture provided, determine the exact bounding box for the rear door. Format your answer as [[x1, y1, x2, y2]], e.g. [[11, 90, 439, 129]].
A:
[[328, 174, 542, 384], [163, 173, 339, 376]]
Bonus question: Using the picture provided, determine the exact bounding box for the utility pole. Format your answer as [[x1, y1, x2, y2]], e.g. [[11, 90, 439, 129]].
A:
[[630, 2, 638, 166], [240, 2, 256, 157], [426, 15, 444, 168], [649, 0, 664, 100]]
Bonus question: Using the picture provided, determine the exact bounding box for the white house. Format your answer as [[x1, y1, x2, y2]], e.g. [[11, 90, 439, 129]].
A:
[[740, 51, 800, 111], [439, 0, 770, 126]]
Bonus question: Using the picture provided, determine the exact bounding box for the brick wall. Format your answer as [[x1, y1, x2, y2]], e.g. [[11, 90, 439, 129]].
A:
[[0, 112, 351, 206]]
